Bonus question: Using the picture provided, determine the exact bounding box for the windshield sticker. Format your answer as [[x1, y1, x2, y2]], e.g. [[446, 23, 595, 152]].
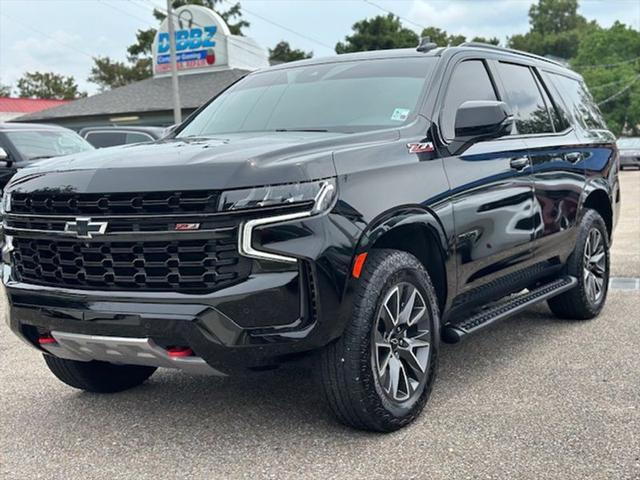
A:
[[390, 108, 410, 122]]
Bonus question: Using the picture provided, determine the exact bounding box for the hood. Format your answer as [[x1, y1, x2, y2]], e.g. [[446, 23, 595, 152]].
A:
[[7, 131, 346, 194]]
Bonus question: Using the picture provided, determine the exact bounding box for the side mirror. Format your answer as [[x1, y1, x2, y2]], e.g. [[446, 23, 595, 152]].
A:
[[162, 124, 178, 138], [454, 100, 514, 144], [0, 147, 11, 166]]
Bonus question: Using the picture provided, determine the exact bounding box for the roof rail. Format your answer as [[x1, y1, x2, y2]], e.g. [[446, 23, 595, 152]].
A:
[[458, 42, 566, 67]]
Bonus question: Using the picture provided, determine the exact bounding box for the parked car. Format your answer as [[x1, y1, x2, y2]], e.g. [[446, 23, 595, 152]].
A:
[[79, 126, 165, 148], [0, 122, 94, 189], [617, 137, 640, 170], [1, 43, 619, 432]]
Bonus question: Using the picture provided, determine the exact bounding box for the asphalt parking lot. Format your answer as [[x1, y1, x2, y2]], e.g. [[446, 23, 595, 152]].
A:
[[1, 171, 638, 480]]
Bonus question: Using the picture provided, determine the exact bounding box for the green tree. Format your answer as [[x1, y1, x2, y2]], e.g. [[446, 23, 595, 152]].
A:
[[16, 72, 86, 100], [336, 14, 419, 53], [471, 36, 500, 46], [420, 27, 448, 46], [0, 83, 12, 96], [89, 0, 249, 91], [269, 41, 312, 64], [419, 28, 501, 47], [572, 22, 640, 135], [88, 57, 152, 92], [507, 0, 595, 60]]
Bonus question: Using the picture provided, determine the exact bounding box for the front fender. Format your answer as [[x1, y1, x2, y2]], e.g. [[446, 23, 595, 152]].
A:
[[345, 205, 456, 312]]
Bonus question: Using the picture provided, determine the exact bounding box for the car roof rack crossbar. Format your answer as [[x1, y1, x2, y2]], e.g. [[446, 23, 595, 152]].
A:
[[459, 42, 565, 67]]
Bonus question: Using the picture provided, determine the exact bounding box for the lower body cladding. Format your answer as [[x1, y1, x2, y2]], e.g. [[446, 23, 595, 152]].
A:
[[3, 213, 361, 375]]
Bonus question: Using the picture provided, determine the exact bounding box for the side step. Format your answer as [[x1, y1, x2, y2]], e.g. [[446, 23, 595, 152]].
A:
[[442, 276, 577, 343]]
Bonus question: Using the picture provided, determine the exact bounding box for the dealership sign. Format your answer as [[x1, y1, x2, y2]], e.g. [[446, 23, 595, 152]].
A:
[[152, 5, 268, 76]]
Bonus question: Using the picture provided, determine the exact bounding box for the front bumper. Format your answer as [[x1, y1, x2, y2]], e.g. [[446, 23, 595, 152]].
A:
[[3, 212, 361, 374]]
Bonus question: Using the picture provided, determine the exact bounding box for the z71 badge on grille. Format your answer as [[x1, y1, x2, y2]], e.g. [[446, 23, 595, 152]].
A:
[[64, 217, 108, 239], [175, 223, 201, 231]]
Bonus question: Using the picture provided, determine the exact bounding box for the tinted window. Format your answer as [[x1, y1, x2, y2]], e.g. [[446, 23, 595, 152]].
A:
[[85, 132, 126, 148], [534, 70, 569, 132], [547, 72, 607, 130], [125, 132, 153, 144], [178, 57, 437, 136], [4, 130, 93, 160], [441, 60, 497, 140], [496, 62, 553, 135]]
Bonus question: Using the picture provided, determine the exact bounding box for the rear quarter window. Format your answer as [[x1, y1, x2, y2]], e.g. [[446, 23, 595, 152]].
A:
[[545, 72, 607, 131]]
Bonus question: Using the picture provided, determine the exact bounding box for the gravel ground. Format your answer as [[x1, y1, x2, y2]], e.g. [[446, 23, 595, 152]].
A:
[[1, 171, 638, 480]]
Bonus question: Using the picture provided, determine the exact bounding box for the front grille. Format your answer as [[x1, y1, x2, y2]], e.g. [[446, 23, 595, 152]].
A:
[[9, 190, 221, 215], [11, 236, 251, 293]]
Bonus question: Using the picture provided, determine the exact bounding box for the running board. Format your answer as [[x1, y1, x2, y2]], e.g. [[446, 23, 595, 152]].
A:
[[442, 276, 577, 343]]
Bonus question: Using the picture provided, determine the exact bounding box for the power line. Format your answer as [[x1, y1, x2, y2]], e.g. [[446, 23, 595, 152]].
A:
[[96, 0, 156, 28], [597, 75, 640, 106], [362, 0, 425, 31], [0, 13, 95, 59], [588, 77, 635, 90], [222, 0, 334, 52], [574, 56, 640, 69]]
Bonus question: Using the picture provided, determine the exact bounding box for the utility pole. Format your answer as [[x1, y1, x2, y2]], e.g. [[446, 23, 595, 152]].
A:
[[166, 0, 182, 124]]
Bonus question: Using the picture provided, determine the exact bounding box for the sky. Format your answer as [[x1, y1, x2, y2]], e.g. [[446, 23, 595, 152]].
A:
[[0, 0, 639, 95]]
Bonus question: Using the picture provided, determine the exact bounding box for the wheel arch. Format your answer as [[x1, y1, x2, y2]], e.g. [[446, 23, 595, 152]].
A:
[[582, 183, 613, 240], [350, 206, 453, 313]]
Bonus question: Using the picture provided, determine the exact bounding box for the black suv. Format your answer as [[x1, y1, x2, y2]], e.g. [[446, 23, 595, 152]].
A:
[[1, 44, 620, 432]]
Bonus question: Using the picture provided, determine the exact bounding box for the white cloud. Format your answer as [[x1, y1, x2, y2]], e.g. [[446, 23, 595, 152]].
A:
[[2, 30, 95, 94], [407, 0, 535, 44]]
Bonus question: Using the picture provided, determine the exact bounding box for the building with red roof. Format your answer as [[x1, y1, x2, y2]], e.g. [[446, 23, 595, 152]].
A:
[[0, 97, 70, 122]]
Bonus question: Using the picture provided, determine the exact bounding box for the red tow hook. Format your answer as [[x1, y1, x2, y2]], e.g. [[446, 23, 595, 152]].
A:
[[166, 346, 194, 358], [38, 334, 57, 345]]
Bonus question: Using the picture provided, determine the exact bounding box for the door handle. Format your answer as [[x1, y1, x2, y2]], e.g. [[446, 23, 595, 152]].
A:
[[510, 156, 529, 171], [564, 152, 583, 163]]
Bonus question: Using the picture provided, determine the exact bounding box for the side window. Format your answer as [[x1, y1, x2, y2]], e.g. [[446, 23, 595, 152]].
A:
[[441, 60, 498, 141], [125, 132, 153, 144], [533, 70, 569, 132], [547, 72, 607, 131], [85, 132, 126, 148], [495, 62, 554, 135]]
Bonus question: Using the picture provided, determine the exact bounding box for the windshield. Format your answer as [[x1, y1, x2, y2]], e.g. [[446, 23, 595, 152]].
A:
[[5, 129, 94, 160], [178, 57, 437, 136], [617, 137, 640, 149]]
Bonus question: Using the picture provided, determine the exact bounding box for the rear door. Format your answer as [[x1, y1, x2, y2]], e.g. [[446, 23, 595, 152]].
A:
[[493, 61, 586, 262], [437, 57, 535, 299]]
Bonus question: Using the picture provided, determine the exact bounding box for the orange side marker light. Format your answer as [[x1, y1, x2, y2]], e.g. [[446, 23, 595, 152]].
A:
[[352, 252, 368, 279]]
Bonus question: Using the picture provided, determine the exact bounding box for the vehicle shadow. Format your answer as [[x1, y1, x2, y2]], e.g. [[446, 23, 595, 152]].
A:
[[27, 301, 586, 448]]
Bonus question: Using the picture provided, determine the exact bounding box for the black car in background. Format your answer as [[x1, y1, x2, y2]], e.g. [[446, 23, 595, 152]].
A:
[[79, 126, 165, 148], [0, 123, 94, 189], [1, 43, 619, 432], [617, 137, 640, 169]]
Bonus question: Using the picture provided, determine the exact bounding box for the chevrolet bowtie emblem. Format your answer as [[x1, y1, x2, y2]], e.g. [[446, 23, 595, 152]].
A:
[[64, 217, 108, 239]]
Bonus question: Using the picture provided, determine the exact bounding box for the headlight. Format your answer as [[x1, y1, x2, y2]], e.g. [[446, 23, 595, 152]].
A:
[[219, 178, 336, 213], [0, 191, 9, 215], [236, 178, 337, 264]]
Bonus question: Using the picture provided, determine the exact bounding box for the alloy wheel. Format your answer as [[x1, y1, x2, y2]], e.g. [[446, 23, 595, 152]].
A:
[[372, 282, 431, 403], [583, 227, 606, 304]]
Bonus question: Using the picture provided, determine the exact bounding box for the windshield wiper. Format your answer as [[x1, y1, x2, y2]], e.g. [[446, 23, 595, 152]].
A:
[[274, 128, 329, 133], [28, 155, 54, 160]]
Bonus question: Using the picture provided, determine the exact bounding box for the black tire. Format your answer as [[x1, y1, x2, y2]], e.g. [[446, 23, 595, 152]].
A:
[[319, 249, 440, 432], [43, 355, 156, 393], [547, 209, 610, 320]]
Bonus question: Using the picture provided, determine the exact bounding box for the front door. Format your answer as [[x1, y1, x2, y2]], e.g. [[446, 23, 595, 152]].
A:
[[435, 58, 536, 300]]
